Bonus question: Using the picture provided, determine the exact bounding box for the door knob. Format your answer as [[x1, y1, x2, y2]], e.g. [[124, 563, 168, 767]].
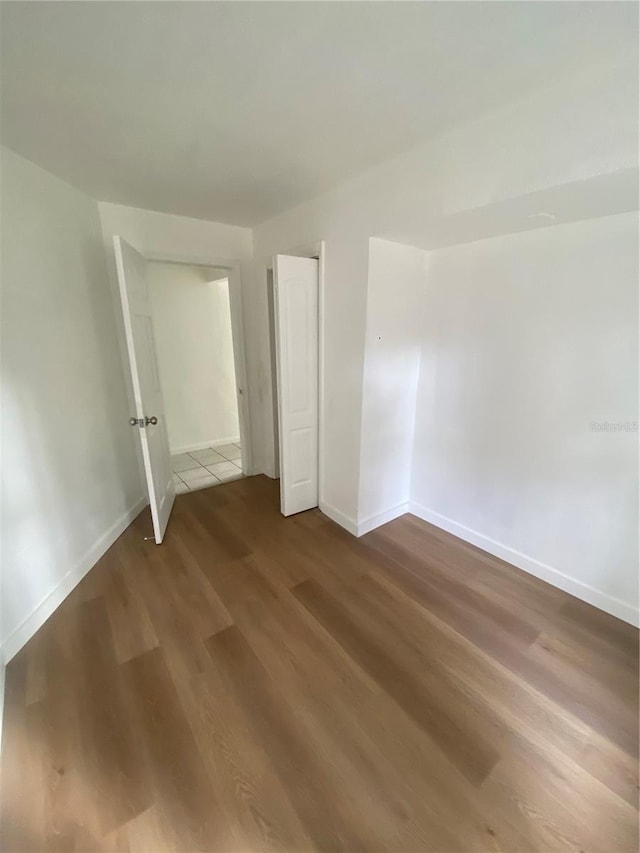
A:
[[145, 416, 158, 425]]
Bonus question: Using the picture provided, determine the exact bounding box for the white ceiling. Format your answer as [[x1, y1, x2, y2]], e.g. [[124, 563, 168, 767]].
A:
[[1, 2, 636, 226]]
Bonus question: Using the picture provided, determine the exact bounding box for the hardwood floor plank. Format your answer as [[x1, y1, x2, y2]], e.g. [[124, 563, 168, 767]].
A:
[[0, 653, 37, 852], [148, 533, 233, 640], [120, 648, 234, 852], [205, 625, 372, 852], [360, 534, 639, 755], [103, 805, 174, 853], [178, 491, 252, 563], [292, 577, 500, 786], [480, 745, 639, 853], [99, 550, 159, 665], [223, 571, 489, 850], [184, 654, 316, 853], [559, 595, 638, 654], [2, 476, 637, 852], [114, 537, 228, 685], [33, 604, 103, 850], [72, 597, 153, 834], [367, 569, 640, 808], [364, 525, 543, 645]]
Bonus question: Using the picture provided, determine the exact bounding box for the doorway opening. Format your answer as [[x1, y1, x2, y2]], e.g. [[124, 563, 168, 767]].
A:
[[146, 260, 244, 494], [114, 235, 251, 542]]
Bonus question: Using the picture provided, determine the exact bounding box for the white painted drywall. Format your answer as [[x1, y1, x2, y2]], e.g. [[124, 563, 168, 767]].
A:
[[252, 59, 637, 528], [97, 201, 255, 476], [411, 212, 639, 624], [147, 262, 239, 453], [357, 239, 426, 532], [0, 146, 145, 661]]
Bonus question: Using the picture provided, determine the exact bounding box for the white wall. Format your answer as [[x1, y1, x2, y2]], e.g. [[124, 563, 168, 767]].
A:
[[252, 59, 637, 528], [357, 239, 426, 533], [0, 147, 145, 661], [147, 262, 239, 453], [411, 212, 639, 625], [97, 201, 254, 477]]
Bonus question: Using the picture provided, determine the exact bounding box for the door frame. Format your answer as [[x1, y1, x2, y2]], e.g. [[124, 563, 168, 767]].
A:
[[139, 247, 253, 476], [267, 240, 325, 504]]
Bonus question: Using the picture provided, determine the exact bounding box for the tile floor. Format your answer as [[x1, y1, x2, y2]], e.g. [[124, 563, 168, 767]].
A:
[[171, 442, 243, 493]]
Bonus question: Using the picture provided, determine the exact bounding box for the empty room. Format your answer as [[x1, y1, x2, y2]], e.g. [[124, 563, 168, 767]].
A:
[[0, 2, 638, 852]]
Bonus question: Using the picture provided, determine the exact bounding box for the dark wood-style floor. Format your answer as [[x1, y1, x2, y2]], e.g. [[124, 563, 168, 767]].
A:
[[1, 475, 638, 852]]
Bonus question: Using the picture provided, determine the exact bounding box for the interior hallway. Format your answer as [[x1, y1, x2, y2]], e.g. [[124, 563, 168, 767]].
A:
[[1, 476, 637, 852]]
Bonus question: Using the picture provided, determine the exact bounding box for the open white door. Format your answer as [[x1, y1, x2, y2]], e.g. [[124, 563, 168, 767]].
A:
[[113, 236, 174, 543], [273, 255, 319, 516]]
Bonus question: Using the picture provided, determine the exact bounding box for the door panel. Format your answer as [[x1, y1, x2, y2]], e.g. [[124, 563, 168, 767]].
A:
[[114, 236, 174, 543], [273, 255, 318, 516]]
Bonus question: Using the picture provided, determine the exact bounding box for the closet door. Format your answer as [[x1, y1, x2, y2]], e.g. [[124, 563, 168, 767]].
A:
[[273, 254, 319, 516]]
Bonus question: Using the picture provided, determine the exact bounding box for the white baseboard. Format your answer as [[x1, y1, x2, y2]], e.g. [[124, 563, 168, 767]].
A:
[[0, 495, 149, 665], [171, 437, 240, 455], [319, 500, 358, 536], [409, 501, 639, 628], [357, 502, 409, 537]]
